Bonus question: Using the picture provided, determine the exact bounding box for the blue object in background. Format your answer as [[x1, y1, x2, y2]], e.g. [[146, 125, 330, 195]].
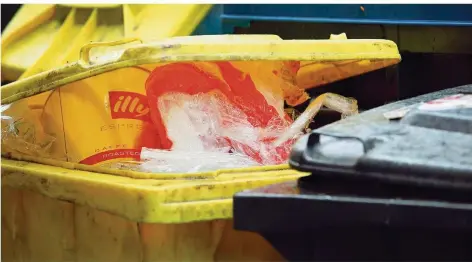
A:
[[193, 5, 250, 35], [221, 4, 472, 27], [193, 4, 472, 103], [195, 4, 472, 35]]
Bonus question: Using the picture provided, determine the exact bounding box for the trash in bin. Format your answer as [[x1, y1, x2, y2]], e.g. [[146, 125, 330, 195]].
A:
[[1, 58, 306, 166], [1, 103, 56, 158], [273, 92, 358, 147], [104, 87, 357, 172], [1, 34, 401, 262], [142, 61, 306, 166], [1, 39, 366, 169]]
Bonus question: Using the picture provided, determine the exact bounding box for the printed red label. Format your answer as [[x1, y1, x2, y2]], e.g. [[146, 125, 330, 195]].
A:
[[109, 91, 150, 121], [79, 149, 141, 165]]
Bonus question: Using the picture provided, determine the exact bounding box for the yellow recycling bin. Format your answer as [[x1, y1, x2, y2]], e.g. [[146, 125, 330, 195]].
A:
[[1, 35, 400, 262]]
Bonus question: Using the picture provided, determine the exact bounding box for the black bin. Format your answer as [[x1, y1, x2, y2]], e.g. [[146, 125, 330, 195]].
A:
[[234, 84, 472, 261]]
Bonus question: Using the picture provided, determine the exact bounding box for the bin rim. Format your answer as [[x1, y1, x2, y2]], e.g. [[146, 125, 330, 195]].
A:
[[2, 152, 292, 180], [1, 35, 400, 104], [1, 153, 308, 223]]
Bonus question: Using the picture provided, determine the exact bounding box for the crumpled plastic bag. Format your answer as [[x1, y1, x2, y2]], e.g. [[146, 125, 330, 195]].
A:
[[135, 91, 358, 172], [156, 92, 296, 165], [136, 61, 359, 170], [142, 61, 303, 165], [1, 103, 55, 157]]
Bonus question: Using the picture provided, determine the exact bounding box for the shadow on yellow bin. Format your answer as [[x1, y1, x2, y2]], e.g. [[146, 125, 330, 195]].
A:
[[1, 34, 400, 261]]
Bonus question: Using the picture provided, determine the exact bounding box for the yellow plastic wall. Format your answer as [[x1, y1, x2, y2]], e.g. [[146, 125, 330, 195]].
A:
[[2, 187, 283, 262]]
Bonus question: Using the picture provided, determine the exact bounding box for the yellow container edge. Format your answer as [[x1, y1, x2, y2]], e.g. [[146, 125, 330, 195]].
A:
[[2, 155, 308, 223], [1, 36, 401, 104]]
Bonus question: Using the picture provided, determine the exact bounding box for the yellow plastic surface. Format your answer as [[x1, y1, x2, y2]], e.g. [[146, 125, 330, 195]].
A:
[[1, 5, 55, 41], [1, 5, 63, 81], [2, 186, 284, 261], [2, 153, 306, 223], [1, 4, 212, 81], [123, 4, 212, 41], [1, 35, 400, 261], [2, 154, 297, 261]]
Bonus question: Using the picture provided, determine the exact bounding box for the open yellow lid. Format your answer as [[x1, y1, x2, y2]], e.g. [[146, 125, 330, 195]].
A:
[[1, 34, 400, 104], [296, 32, 401, 89]]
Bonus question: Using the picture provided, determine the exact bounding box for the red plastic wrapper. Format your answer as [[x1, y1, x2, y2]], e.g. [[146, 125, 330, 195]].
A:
[[141, 61, 304, 165]]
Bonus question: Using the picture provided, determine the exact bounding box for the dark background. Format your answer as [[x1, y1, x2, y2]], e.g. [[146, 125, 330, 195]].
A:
[[1, 4, 20, 32]]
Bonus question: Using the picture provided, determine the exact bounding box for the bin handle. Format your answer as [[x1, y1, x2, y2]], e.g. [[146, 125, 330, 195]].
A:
[[79, 38, 143, 66], [301, 130, 369, 169], [308, 131, 369, 154]]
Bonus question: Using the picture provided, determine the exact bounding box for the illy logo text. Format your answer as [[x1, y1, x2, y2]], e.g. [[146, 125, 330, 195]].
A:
[[109, 91, 150, 121]]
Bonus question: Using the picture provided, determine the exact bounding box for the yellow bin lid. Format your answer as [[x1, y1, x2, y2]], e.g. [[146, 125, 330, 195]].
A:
[[2, 34, 400, 104], [1, 35, 400, 223]]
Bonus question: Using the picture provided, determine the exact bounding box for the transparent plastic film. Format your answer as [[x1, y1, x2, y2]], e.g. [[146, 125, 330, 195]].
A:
[[0, 59, 306, 166], [151, 90, 294, 166], [1, 102, 56, 157], [138, 147, 260, 173], [274, 93, 358, 147], [138, 60, 305, 167], [91, 60, 306, 171]]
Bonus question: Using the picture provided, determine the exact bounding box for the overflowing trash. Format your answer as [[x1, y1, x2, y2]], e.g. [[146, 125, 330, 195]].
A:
[[1, 61, 360, 173], [1, 58, 361, 173], [142, 61, 303, 166]]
